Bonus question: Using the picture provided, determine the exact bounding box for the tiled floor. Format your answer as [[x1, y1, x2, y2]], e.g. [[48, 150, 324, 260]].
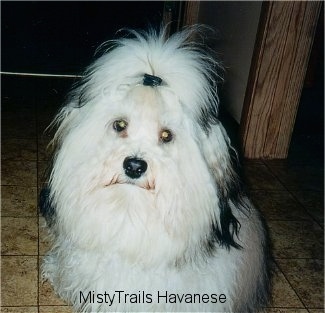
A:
[[1, 75, 324, 313]]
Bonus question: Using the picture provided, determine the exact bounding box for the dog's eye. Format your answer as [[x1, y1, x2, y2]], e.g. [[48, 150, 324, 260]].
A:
[[160, 129, 173, 143], [113, 119, 128, 132]]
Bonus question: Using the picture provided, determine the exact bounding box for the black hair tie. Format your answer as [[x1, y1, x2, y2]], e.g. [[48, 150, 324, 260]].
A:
[[143, 73, 163, 87]]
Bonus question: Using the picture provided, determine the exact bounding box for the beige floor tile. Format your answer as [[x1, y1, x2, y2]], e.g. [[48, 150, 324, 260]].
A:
[[0, 307, 38, 313], [243, 163, 285, 190], [1, 138, 37, 161], [290, 190, 324, 224], [267, 164, 324, 192], [39, 217, 52, 256], [250, 190, 312, 221], [269, 221, 323, 259], [1, 217, 38, 255], [39, 256, 68, 306], [265, 309, 308, 313], [39, 279, 68, 306], [271, 266, 304, 307], [1, 256, 38, 306], [38, 135, 55, 161], [39, 306, 74, 313], [1, 160, 37, 186], [277, 259, 324, 308], [38, 161, 50, 188], [1, 186, 37, 217]]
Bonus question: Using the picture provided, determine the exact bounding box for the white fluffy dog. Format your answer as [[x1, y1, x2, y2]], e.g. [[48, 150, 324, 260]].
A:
[[41, 27, 272, 313]]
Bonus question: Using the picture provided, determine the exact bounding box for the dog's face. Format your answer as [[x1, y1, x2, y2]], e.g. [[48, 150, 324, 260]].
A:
[[48, 29, 241, 264], [102, 86, 183, 192], [51, 83, 219, 263]]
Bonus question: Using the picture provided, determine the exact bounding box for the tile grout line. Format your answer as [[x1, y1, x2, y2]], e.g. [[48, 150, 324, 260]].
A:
[[287, 191, 324, 230], [262, 160, 324, 229], [260, 160, 288, 191], [35, 79, 41, 313], [273, 259, 310, 311], [260, 160, 322, 310]]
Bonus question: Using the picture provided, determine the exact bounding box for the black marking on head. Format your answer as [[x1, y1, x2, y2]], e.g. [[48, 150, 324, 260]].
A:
[[143, 73, 163, 87]]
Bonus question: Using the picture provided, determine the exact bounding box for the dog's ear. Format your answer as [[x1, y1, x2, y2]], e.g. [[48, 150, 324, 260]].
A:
[[39, 187, 56, 228], [200, 121, 245, 250]]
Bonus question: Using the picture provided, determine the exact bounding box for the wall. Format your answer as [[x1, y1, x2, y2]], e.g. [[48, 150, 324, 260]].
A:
[[198, 1, 262, 123]]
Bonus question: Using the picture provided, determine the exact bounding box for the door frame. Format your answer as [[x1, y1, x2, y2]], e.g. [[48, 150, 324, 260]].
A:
[[239, 1, 322, 159], [176, 1, 322, 159]]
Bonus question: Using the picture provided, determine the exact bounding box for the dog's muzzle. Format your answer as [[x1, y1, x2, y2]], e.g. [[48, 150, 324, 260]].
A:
[[123, 157, 147, 179]]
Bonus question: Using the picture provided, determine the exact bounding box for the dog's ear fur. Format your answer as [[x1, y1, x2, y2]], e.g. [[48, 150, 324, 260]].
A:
[[201, 121, 246, 250], [39, 187, 56, 227]]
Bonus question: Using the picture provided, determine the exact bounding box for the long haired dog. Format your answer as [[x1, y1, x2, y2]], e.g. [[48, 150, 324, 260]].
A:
[[41, 28, 272, 313]]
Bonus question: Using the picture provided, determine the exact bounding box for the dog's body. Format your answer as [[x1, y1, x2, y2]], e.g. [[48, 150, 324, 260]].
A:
[[41, 28, 272, 312]]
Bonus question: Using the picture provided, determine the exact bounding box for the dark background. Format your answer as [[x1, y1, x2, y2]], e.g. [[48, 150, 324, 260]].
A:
[[2, 1, 165, 75], [1, 1, 323, 146]]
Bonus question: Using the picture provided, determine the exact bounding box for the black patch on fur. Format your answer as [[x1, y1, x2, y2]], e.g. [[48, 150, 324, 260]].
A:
[[204, 183, 274, 311], [198, 105, 219, 133], [235, 209, 274, 313], [205, 189, 246, 252], [203, 125, 248, 252], [216, 196, 243, 249], [201, 125, 274, 310], [39, 188, 56, 227]]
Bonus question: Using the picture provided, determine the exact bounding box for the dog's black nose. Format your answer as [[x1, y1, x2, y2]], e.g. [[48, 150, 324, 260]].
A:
[[123, 157, 147, 179]]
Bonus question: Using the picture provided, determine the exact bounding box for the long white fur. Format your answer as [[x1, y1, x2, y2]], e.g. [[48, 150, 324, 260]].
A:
[[42, 27, 270, 312]]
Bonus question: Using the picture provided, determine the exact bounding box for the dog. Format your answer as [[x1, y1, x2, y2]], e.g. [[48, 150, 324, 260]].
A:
[[40, 27, 272, 313]]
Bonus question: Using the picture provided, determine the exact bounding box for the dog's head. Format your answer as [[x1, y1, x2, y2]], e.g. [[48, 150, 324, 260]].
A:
[[48, 28, 243, 264]]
